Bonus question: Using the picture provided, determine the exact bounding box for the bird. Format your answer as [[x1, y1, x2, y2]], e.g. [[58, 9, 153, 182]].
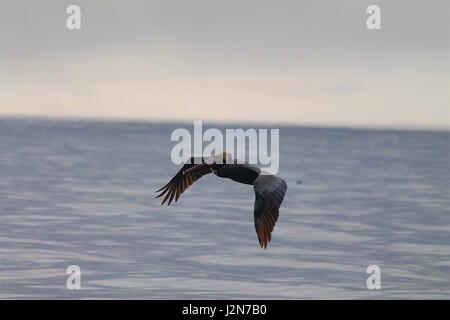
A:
[[156, 152, 287, 249]]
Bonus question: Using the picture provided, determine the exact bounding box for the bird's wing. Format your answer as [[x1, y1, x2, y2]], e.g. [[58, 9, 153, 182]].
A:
[[253, 174, 287, 249], [156, 157, 212, 205]]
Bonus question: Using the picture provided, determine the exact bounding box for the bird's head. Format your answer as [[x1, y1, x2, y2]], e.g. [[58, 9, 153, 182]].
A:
[[183, 152, 232, 175], [205, 152, 232, 165], [206, 152, 232, 173]]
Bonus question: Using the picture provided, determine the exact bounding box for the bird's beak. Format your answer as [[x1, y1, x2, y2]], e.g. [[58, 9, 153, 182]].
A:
[[183, 163, 206, 175]]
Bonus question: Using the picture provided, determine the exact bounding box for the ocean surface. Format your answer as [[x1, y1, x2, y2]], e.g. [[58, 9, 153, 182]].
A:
[[0, 118, 449, 299]]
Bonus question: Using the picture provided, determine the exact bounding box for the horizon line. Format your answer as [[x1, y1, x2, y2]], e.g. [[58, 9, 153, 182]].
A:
[[1, 114, 449, 133]]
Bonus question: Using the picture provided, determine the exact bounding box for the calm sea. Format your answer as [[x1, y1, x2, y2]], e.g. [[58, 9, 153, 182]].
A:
[[1, 118, 449, 299]]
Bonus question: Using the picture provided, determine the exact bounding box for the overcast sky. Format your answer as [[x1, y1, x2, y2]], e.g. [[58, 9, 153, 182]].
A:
[[1, 0, 449, 128]]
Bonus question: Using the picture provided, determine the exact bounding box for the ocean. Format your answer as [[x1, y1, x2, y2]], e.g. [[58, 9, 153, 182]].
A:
[[0, 118, 449, 299]]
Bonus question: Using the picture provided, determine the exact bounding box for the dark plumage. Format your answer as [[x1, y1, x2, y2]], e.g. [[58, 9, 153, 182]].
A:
[[156, 153, 287, 249]]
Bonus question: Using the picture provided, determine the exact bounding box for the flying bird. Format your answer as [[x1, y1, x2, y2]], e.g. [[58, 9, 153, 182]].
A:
[[156, 152, 287, 249]]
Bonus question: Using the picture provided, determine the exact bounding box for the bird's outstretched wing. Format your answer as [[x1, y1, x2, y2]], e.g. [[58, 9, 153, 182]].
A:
[[253, 175, 287, 249], [156, 157, 212, 205]]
